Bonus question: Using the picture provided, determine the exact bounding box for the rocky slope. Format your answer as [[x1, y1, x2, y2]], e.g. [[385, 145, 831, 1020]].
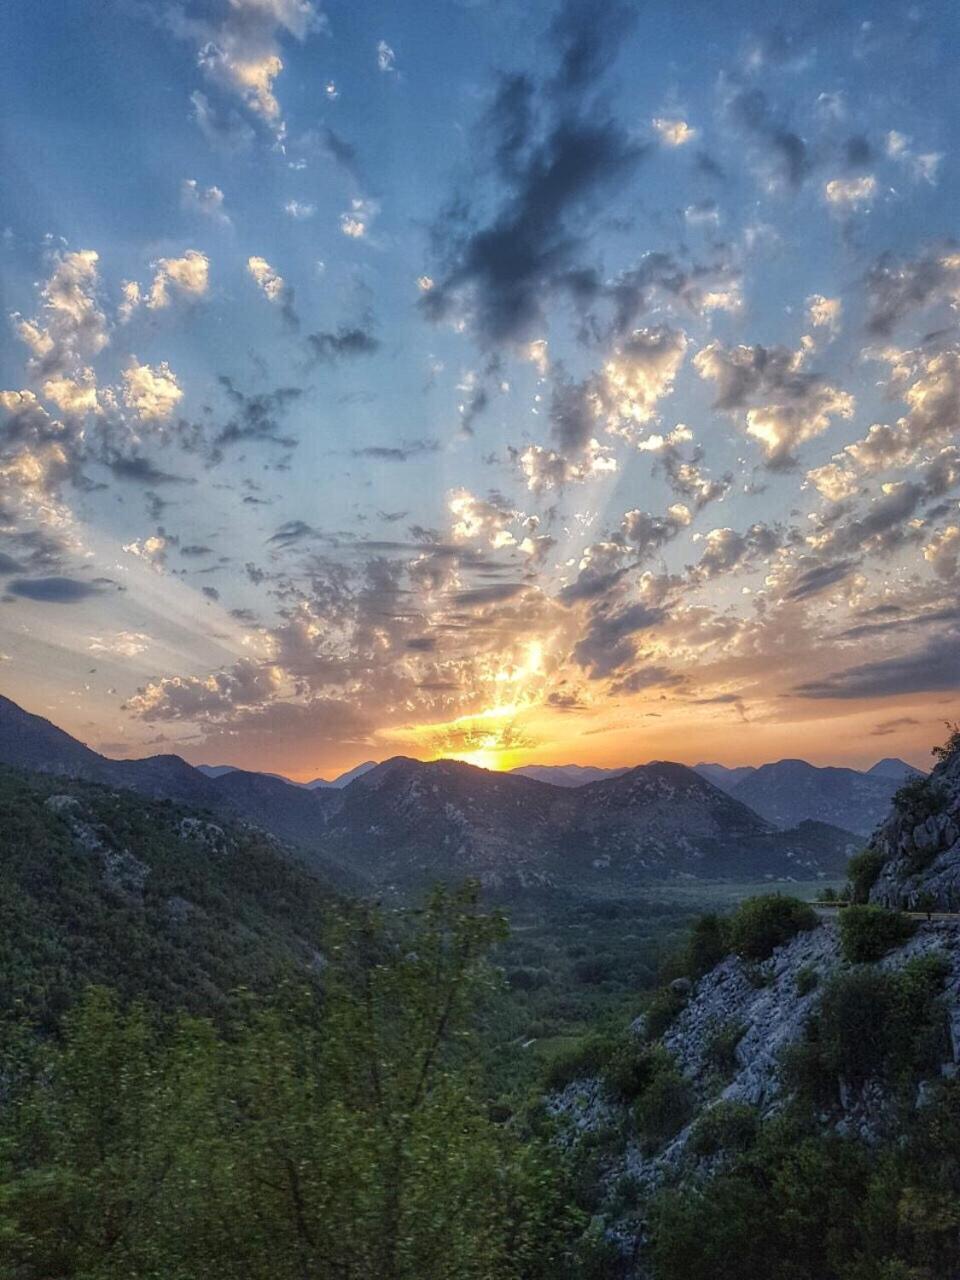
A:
[[869, 735, 960, 910]]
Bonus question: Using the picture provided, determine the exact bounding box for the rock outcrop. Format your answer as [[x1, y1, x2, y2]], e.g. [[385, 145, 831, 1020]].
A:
[[869, 738, 960, 910]]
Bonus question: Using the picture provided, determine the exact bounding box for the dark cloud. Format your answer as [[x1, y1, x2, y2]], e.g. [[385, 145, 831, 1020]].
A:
[[180, 544, 214, 557], [107, 455, 189, 485], [351, 439, 440, 461], [422, 0, 645, 349], [870, 717, 920, 736], [267, 520, 321, 548], [8, 576, 108, 603], [306, 324, 380, 364], [214, 378, 303, 450], [0, 552, 24, 574], [573, 602, 665, 678], [783, 558, 857, 601], [451, 583, 528, 607], [794, 628, 960, 699], [865, 243, 960, 335], [725, 85, 810, 188]]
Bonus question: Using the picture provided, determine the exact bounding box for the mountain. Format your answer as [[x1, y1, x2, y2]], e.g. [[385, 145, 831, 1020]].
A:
[[0, 695, 338, 847], [317, 756, 857, 891], [866, 756, 925, 781], [510, 763, 630, 787], [0, 765, 345, 1027], [0, 696, 859, 894], [693, 762, 757, 793], [304, 760, 379, 789], [729, 758, 904, 836]]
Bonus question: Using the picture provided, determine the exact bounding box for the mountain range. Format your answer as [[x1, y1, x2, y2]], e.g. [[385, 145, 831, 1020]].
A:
[[0, 695, 865, 892]]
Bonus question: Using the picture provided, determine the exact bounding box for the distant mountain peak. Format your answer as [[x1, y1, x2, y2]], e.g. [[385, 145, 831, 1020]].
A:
[[866, 757, 924, 780]]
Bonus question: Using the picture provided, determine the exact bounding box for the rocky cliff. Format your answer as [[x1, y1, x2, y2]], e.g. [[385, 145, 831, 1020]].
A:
[[868, 733, 960, 910]]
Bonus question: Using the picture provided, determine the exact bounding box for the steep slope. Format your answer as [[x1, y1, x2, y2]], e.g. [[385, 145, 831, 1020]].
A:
[[0, 695, 337, 853], [869, 737, 960, 910], [0, 766, 342, 1027], [563, 763, 855, 879], [318, 756, 578, 890], [731, 758, 902, 835]]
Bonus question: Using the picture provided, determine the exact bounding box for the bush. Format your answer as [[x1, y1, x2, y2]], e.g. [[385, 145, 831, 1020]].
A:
[[782, 954, 949, 1107], [644, 985, 689, 1041], [893, 775, 947, 824], [634, 1069, 695, 1154], [847, 848, 887, 903], [685, 913, 731, 977], [602, 1038, 673, 1102], [542, 1033, 615, 1091], [795, 965, 818, 996], [839, 905, 916, 963], [688, 1101, 758, 1158], [728, 895, 819, 961], [703, 1021, 745, 1078]]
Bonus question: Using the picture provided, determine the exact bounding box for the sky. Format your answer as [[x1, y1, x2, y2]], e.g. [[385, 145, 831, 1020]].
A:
[[0, 0, 958, 780]]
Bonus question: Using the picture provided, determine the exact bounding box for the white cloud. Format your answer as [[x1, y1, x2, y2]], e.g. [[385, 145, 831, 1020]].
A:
[[247, 255, 286, 301], [13, 249, 108, 376], [823, 174, 877, 207], [121, 359, 184, 421], [806, 294, 842, 332], [284, 199, 316, 219], [146, 250, 210, 310], [518, 440, 617, 493], [652, 117, 697, 146], [181, 179, 230, 223], [41, 369, 100, 417], [376, 39, 396, 73]]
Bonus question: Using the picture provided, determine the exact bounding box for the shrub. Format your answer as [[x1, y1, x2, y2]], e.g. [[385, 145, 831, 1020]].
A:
[[644, 985, 689, 1041], [634, 1069, 694, 1154], [847, 848, 887, 903], [685, 913, 731, 977], [931, 721, 960, 764], [782, 954, 949, 1107], [542, 1032, 615, 1091], [893, 775, 947, 825], [703, 1021, 745, 1078], [688, 1101, 758, 1158], [728, 895, 819, 961], [795, 965, 818, 996], [602, 1038, 673, 1102], [839, 905, 916, 963]]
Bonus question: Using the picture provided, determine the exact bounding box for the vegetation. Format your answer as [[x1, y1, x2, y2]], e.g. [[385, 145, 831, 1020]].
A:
[[846, 848, 887, 903], [892, 775, 947, 826], [633, 1063, 695, 1154], [782, 954, 949, 1108], [687, 1101, 758, 1159], [0, 885, 582, 1280], [838, 905, 916, 963], [728, 895, 819, 961]]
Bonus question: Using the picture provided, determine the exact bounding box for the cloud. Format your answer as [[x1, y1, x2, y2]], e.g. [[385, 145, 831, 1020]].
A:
[[121, 359, 183, 422], [924, 525, 960, 580], [171, 0, 325, 143], [8, 576, 107, 603], [516, 439, 616, 492], [448, 489, 516, 547], [865, 245, 960, 335], [13, 249, 108, 377], [339, 197, 378, 239], [794, 627, 960, 699], [376, 39, 396, 73], [652, 117, 697, 146], [694, 523, 782, 580], [351, 438, 439, 461], [247, 255, 298, 327], [129, 250, 210, 312], [823, 174, 877, 208], [122, 531, 175, 572], [806, 294, 841, 333], [694, 339, 854, 468], [306, 323, 380, 363], [724, 85, 809, 189], [213, 377, 302, 450], [572, 602, 665, 678], [180, 179, 230, 223], [421, 2, 644, 349], [125, 656, 283, 721], [284, 199, 315, 219]]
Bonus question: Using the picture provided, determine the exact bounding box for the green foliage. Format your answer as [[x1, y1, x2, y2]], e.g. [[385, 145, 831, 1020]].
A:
[[0, 885, 578, 1280], [847, 848, 888, 904], [795, 965, 818, 996], [649, 1079, 960, 1280], [688, 1101, 758, 1158], [601, 1040, 672, 1103], [839, 905, 916, 963], [633, 1067, 694, 1155], [0, 768, 339, 1031], [782, 954, 949, 1109], [684, 913, 731, 977], [728, 895, 819, 961], [703, 1020, 745, 1078], [931, 721, 960, 764], [541, 1033, 615, 1092], [893, 775, 947, 826], [644, 985, 689, 1041]]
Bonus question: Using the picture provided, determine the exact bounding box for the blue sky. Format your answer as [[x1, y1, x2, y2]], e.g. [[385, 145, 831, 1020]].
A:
[[0, 0, 957, 777]]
